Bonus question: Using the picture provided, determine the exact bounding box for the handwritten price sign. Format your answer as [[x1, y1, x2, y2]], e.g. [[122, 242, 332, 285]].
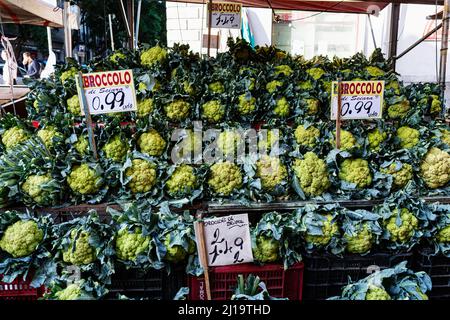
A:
[[330, 80, 384, 120], [199, 214, 253, 267], [207, 2, 241, 29], [76, 69, 137, 115]]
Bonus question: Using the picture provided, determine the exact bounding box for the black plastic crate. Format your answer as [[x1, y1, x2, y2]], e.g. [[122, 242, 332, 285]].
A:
[[106, 266, 187, 300], [415, 248, 450, 300], [302, 251, 414, 300]]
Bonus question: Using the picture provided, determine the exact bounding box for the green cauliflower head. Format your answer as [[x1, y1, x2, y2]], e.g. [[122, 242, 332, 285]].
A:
[[62, 229, 96, 265], [60, 67, 78, 83], [0, 220, 43, 258], [67, 164, 103, 195], [252, 235, 279, 263], [345, 223, 374, 254], [37, 126, 63, 149], [274, 65, 293, 77], [74, 135, 89, 155], [396, 126, 420, 149], [385, 208, 419, 243], [274, 97, 290, 117], [115, 228, 150, 261], [237, 94, 256, 115], [305, 98, 320, 115], [67, 95, 81, 116], [21, 174, 53, 205], [109, 52, 126, 64], [218, 130, 242, 157], [54, 283, 82, 300], [420, 147, 450, 189], [208, 161, 243, 196], [202, 100, 225, 123], [136, 98, 154, 118], [440, 129, 450, 145], [385, 80, 400, 94], [436, 225, 450, 243], [365, 66, 385, 77], [256, 156, 288, 191], [339, 158, 373, 188], [164, 99, 191, 121], [102, 135, 128, 162], [365, 286, 391, 300], [333, 130, 358, 151], [381, 163, 413, 189], [208, 81, 225, 94], [368, 129, 387, 151], [163, 233, 195, 263], [140, 45, 167, 67], [305, 214, 339, 246], [165, 165, 197, 197], [138, 129, 166, 157], [298, 80, 314, 90], [2, 126, 28, 149], [125, 159, 157, 194], [293, 152, 330, 196], [294, 125, 320, 148], [388, 97, 411, 119], [430, 95, 442, 115], [266, 80, 283, 93], [306, 67, 325, 80]]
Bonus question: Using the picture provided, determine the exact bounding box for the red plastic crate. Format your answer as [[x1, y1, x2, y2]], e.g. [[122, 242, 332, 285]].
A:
[[0, 275, 45, 300], [188, 262, 304, 300]]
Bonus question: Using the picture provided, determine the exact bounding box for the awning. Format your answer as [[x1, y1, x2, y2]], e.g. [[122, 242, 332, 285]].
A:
[[0, 0, 63, 27]]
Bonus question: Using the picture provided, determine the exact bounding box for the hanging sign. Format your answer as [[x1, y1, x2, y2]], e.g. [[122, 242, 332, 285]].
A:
[[196, 214, 253, 267], [76, 69, 137, 115], [330, 80, 385, 120], [207, 1, 242, 29]]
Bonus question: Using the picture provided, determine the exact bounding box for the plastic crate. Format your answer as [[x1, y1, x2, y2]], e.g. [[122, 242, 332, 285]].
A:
[[106, 266, 186, 300], [302, 251, 414, 300], [415, 248, 450, 300], [0, 275, 45, 300], [188, 262, 304, 300]]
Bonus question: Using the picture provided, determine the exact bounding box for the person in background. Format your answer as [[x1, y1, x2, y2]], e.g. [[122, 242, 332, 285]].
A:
[[1, 49, 17, 85], [22, 52, 41, 79]]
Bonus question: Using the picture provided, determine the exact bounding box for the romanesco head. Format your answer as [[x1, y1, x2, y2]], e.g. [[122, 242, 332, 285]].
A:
[[293, 152, 330, 196], [137, 82, 147, 92], [294, 125, 320, 148], [274, 65, 293, 77], [138, 129, 166, 157], [60, 67, 78, 83], [256, 156, 288, 191], [306, 67, 326, 80], [208, 81, 225, 94], [218, 130, 242, 157], [396, 126, 420, 149], [274, 97, 290, 117], [136, 98, 154, 118], [339, 158, 372, 188], [0, 220, 43, 258], [37, 126, 63, 149], [202, 100, 225, 123], [298, 80, 314, 90], [165, 165, 197, 197], [385, 208, 419, 243], [109, 52, 126, 64], [365, 66, 385, 77], [365, 286, 391, 300], [368, 129, 387, 151], [238, 94, 256, 115], [102, 135, 128, 162], [333, 130, 358, 151], [305, 98, 320, 115], [252, 235, 279, 263], [266, 80, 283, 93], [440, 129, 450, 145], [67, 95, 81, 116], [125, 159, 157, 194], [163, 234, 195, 263], [345, 224, 374, 254], [436, 225, 450, 243], [430, 95, 442, 114], [208, 161, 243, 196], [67, 164, 102, 195], [74, 135, 89, 155], [115, 228, 150, 261], [419, 147, 450, 189], [140, 45, 167, 67], [305, 214, 339, 246], [381, 163, 413, 189], [55, 283, 82, 300], [164, 99, 191, 121], [62, 229, 96, 265], [183, 81, 195, 95], [2, 126, 28, 149], [21, 174, 53, 205], [388, 98, 411, 119], [385, 80, 400, 94]]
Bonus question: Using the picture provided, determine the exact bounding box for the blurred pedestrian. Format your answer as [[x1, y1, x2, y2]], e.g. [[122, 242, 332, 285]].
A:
[[22, 52, 41, 79], [1, 49, 17, 85]]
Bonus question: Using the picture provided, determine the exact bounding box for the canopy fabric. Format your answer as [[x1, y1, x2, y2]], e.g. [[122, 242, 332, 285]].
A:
[[0, 0, 63, 27]]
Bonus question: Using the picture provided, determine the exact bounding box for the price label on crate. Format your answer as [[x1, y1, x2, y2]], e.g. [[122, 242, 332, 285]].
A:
[[76, 69, 137, 115], [330, 80, 384, 120], [207, 1, 241, 29], [197, 214, 253, 267]]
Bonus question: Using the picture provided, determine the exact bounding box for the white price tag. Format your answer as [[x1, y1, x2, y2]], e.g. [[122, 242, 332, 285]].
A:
[[76, 69, 137, 115], [330, 80, 384, 120], [207, 2, 241, 29], [198, 214, 253, 267]]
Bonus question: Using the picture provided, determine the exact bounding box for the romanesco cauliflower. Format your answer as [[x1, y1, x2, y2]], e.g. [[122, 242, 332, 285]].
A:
[[305, 98, 320, 115], [345, 224, 374, 254], [256, 156, 288, 191], [125, 159, 157, 194], [333, 130, 358, 151], [2, 126, 28, 149], [136, 98, 154, 118], [202, 100, 225, 123], [67, 95, 81, 116], [102, 135, 128, 162], [436, 225, 450, 243], [55, 284, 82, 300], [67, 164, 102, 195], [292, 152, 330, 196], [74, 135, 89, 155], [109, 52, 126, 64], [252, 235, 279, 263], [274, 65, 293, 76], [368, 129, 387, 151], [419, 147, 450, 189], [381, 163, 413, 189], [208, 161, 242, 196], [238, 94, 256, 115], [164, 100, 191, 121], [385, 208, 418, 243], [115, 228, 150, 261], [60, 67, 78, 83], [396, 126, 420, 149], [21, 174, 53, 205], [62, 229, 96, 265], [208, 81, 225, 94], [294, 125, 320, 148], [165, 165, 197, 196], [388, 98, 411, 119], [430, 95, 442, 114], [339, 158, 372, 188], [138, 129, 166, 157], [266, 80, 283, 93], [306, 67, 326, 80], [365, 66, 385, 77], [163, 234, 195, 263], [305, 214, 338, 246], [298, 80, 313, 90], [274, 97, 290, 117], [37, 126, 62, 149], [140, 45, 167, 67], [365, 286, 391, 300], [0, 220, 43, 258], [440, 129, 450, 145]]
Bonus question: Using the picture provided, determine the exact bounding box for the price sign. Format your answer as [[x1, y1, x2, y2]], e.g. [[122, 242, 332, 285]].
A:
[[198, 214, 253, 267], [207, 2, 241, 29], [330, 80, 384, 120], [76, 69, 137, 115]]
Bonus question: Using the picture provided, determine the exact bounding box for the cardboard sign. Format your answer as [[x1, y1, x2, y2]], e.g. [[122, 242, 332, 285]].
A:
[[197, 214, 253, 267], [330, 80, 384, 120], [76, 69, 137, 115], [207, 2, 242, 29]]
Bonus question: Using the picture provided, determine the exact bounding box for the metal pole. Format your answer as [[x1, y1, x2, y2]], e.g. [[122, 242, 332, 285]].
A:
[[440, 0, 450, 99], [119, 0, 132, 37], [396, 23, 442, 61], [127, 0, 135, 50], [388, 3, 401, 70], [135, 0, 142, 49], [109, 14, 115, 51], [367, 14, 377, 49], [207, 0, 213, 57], [63, 1, 72, 58], [47, 27, 53, 52]]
